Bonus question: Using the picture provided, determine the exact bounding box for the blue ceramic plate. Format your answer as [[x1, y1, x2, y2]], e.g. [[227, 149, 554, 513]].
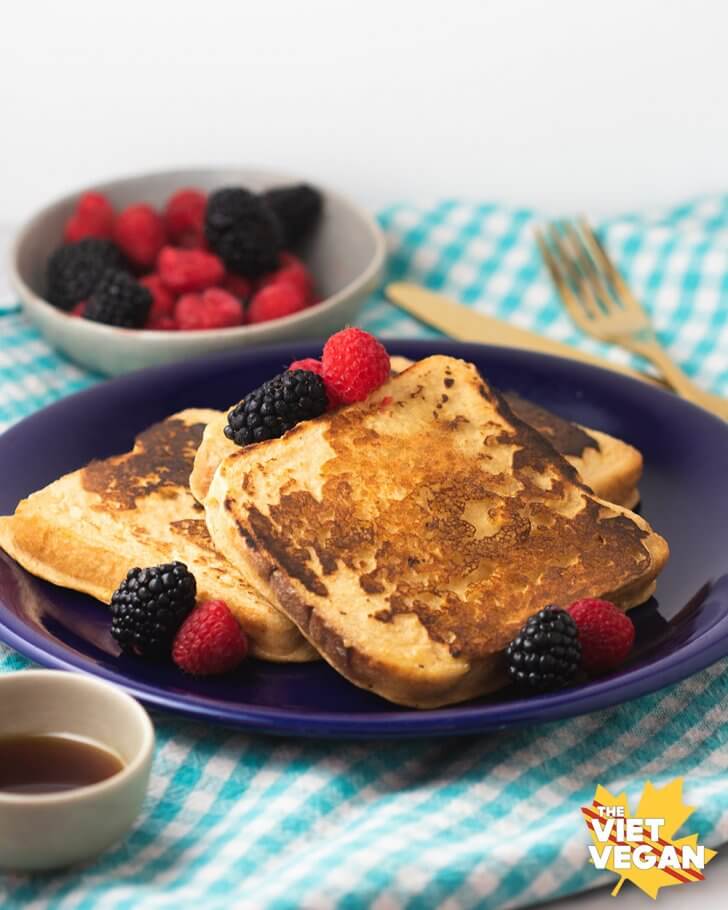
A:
[[1, 340, 727, 738]]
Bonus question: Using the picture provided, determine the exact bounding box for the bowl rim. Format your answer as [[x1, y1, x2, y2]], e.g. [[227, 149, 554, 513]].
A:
[[7, 165, 387, 341]]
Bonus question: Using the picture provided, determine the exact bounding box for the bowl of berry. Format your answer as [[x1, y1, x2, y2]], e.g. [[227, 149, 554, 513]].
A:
[[9, 168, 386, 376]]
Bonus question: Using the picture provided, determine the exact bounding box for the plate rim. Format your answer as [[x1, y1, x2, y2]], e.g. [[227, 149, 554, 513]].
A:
[[1, 338, 727, 738]]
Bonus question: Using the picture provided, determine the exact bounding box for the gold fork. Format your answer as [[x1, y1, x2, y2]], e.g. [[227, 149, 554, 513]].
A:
[[536, 219, 728, 420]]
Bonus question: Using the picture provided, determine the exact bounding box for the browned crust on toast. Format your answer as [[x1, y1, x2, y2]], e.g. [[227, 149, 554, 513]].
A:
[[207, 357, 668, 707], [0, 410, 316, 663]]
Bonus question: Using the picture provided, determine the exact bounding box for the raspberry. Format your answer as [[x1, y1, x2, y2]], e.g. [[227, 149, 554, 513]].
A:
[[222, 274, 253, 303], [568, 599, 635, 673], [288, 357, 323, 374], [157, 246, 225, 294], [70, 301, 87, 318], [164, 188, 206, 247], [280, 253, 314, 296], [147, 314, 177, 331], [140, 274, 176, 321], [321, 328, 391, 404], [247, 283, 307, 324], [258, 253, 314, 302], [113, 204, 166, 269], [64, 192, 115, 243], [172, 600, 248, 676], [174, 288, 244, 331], [288, 358, 342, 408]]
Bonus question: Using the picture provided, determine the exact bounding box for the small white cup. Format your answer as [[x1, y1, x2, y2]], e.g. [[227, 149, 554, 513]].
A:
[[0, 670, 154, 872]]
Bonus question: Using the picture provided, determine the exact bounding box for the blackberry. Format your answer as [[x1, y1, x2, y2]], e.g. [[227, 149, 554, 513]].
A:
[[262, 184, 323, 246], [110, 562, 197, 658], [84, 269, 152, 328], [204, 187, 282, 277], [46, 238, 126, 310], [225, 369, 328, 446], [505, 606, 581, 692]]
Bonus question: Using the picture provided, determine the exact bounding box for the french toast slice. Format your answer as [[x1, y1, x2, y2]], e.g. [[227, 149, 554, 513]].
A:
[[0, 409, 315, 663], [190, 357, 643, 508], [204, 356, 668, 708], [502, 394, 642, 509]]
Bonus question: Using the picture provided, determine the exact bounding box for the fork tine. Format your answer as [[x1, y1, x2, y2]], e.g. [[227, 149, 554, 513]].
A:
[[535, 228, 593, 332], [534, 227, 570, 292], [545, 223, 603, 321], [578, 219, 645, 316], [559, 221, 617, 317]]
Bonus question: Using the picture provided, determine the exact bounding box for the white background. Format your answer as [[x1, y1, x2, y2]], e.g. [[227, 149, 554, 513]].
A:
[[0, 0, 725, 906], [2, 0, 728, 222]]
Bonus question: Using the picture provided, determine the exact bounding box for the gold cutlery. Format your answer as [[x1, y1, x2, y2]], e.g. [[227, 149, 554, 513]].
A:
[[537, 219, 728, 420], [385, 282, 663, 387]]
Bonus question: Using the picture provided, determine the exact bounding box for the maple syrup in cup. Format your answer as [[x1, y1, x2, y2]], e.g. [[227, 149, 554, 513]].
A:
[[0, 733, 125, 795], [0, 670, 154, 871]]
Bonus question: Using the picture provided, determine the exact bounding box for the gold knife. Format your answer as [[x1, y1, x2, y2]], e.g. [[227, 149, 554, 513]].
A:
[[385, 282, 662, 387]]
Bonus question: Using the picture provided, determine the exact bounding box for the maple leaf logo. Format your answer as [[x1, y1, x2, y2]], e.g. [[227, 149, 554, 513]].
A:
[[581, 778, 717, 899]]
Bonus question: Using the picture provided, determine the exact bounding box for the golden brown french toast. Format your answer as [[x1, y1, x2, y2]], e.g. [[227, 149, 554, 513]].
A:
[[190, 356, 643, 508], [204, 356, 668, 707], [0, 409, 315, 663], [502, 394, 642, 509]]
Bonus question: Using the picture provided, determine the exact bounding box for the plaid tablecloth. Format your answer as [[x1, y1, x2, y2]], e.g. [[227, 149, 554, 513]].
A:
[[0, 198, 726, 909]]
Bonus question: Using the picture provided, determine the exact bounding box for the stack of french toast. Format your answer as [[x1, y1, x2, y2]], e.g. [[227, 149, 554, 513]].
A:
[[0, 352, 669, 708]]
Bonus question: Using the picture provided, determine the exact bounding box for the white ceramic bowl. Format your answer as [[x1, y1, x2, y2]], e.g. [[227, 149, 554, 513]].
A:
[[0, 670, 154, 871], [9, 167, 387, 376]]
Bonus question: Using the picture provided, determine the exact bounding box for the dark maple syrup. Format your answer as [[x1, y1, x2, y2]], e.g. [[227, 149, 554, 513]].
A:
[[0, 734, 124, 795]]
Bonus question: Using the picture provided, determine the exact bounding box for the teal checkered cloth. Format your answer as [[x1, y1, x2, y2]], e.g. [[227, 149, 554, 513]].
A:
[[1, 198, 726, 909]]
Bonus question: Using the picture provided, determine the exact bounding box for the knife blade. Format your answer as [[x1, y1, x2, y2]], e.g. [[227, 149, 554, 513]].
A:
[[385, 282, 662, 387]]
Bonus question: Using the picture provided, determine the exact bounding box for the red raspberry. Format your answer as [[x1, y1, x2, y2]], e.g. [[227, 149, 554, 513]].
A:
[[64, 192, 115, 243], [258, 253, 314, 301], [146, 314, 177, 331], [222, 274, 253, 303], [289, 357, 323, 374], [568, 598, 635, 673], [247, 283, 307, 324], [321, 328, 391, 404], [140, 274, 176, 321], [177, 234, 208, 250], [172, 600, 248, 676], [164, 188, 206, 247], [113, 204, 166, 269], [70, 301, 87, 318], [174, 288, 244, 331], [279, 252, 314, 297], [157, 246, 225, 294]]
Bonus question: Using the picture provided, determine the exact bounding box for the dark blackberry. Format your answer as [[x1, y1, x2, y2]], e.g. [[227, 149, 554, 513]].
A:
[[225, 369, 328, 446], [46, 238, 126, 310], [110, 562, 196, 658], [204, 187, 282, 277], [505, 606, 581, 692], [84, 269, 152, 328], [262, 184, 323, 246]]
